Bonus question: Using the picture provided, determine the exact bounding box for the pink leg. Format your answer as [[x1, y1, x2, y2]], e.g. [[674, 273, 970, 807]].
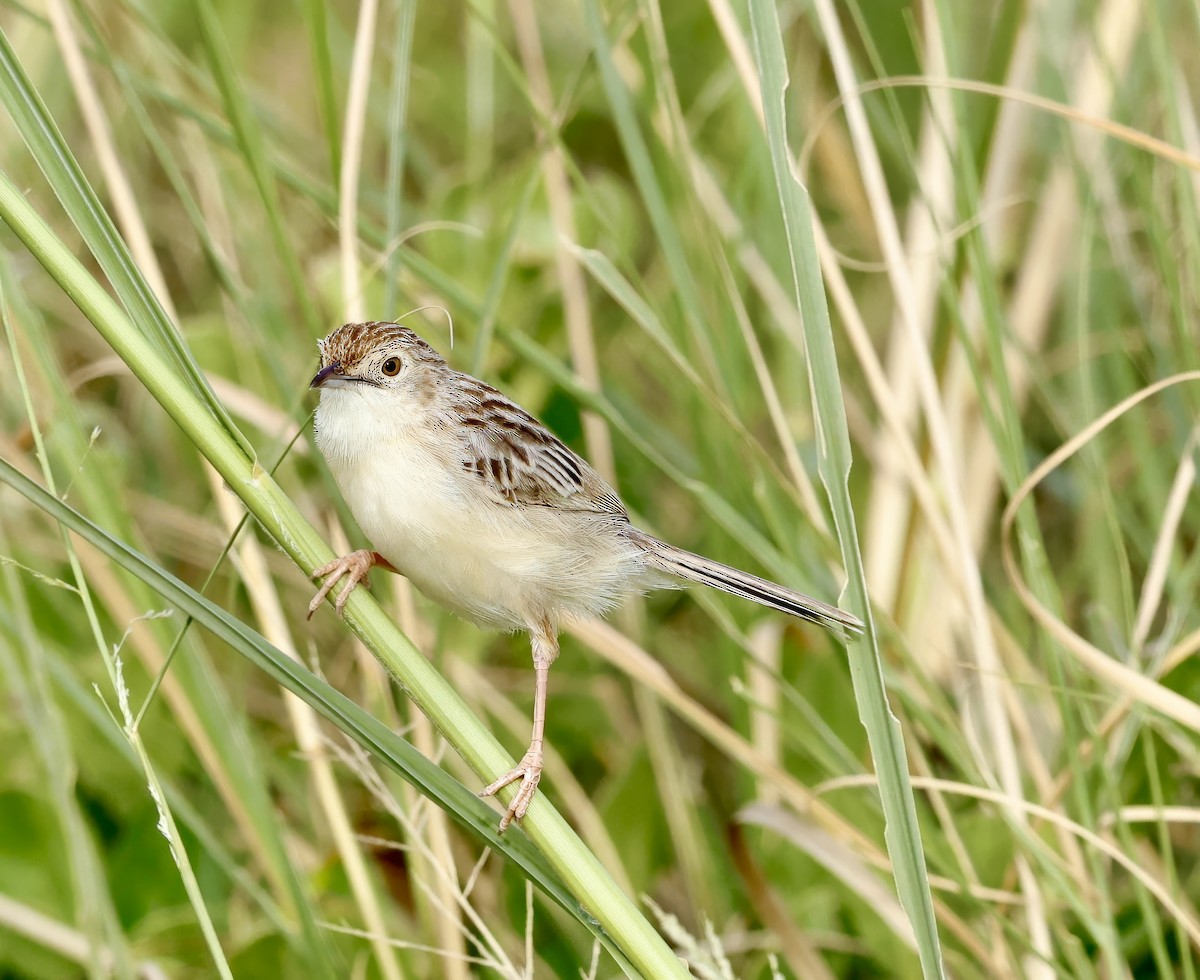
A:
[[480, 617, 558, 832], [306, 549, 397, 619]]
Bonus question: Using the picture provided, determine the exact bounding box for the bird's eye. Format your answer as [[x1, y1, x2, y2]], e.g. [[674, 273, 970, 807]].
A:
[[381, 357, 402, 377]]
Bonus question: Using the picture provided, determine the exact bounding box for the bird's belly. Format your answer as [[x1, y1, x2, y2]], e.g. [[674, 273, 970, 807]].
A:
[[332, 447, 641, 630]]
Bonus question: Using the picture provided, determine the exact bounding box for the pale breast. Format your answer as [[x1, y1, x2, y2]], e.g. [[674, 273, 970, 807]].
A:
[[317, 394, 646, 630]]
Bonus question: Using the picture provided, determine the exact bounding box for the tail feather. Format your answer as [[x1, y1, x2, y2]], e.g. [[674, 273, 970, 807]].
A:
[[634, 532, 863, 636]]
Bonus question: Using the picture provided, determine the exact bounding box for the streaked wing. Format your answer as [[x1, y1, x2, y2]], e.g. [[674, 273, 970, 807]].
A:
[[452, 375, 625, 516]]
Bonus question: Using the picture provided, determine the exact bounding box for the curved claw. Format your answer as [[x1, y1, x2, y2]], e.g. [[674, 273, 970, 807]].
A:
[[480, 748, 544, 833], [307, 549, 376, 619]]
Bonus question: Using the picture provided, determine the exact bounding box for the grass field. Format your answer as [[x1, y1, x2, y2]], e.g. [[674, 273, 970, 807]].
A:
[[1, 0, 1199, 976]]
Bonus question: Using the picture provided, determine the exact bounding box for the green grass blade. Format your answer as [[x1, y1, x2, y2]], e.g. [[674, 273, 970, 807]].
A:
[[579, 0, 714, 354], [193, 0, 322, 335], [383, 0, 416, 317], [747, 1, 945, 976], [303, 0, 342, 183]]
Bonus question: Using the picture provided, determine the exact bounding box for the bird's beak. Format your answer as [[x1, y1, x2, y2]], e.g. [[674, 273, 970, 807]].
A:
[[310, 363, 344, 389]]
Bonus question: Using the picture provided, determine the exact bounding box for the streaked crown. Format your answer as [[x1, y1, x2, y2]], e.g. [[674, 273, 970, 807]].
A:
[[317, 321, 446, 370]]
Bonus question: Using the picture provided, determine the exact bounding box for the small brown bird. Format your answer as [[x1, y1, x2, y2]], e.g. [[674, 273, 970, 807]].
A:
[[308, 321, 862, 830]]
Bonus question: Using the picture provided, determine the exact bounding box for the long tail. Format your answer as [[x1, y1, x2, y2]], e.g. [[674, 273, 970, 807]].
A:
[[632, 531, 864, 636]]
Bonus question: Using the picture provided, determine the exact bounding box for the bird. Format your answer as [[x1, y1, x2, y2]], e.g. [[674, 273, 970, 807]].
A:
[[307, 320, 863, 831]]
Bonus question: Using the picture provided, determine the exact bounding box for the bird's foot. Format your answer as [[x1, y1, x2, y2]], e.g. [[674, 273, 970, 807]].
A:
[[307, 549, 378, 619], [480, 747, 544, 833]]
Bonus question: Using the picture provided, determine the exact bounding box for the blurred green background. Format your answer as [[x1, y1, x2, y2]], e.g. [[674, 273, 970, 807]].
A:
[[1, 0, 1199, 976]]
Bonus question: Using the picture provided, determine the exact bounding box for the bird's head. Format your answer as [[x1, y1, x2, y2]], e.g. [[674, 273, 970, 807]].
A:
[[311, 321, 448, 401]]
